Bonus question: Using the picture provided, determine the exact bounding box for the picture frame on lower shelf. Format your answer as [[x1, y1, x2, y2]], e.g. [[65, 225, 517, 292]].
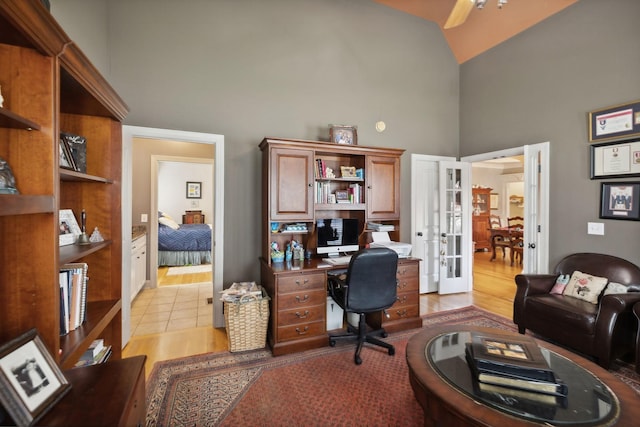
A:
[[58, 139, 75, 171], [600, 182, 640, 221], [0, 329, 71, 426], [59, 209, 81, 246]]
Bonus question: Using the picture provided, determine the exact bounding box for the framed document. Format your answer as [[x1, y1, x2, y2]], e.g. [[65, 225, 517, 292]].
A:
[[600, 182, 640, 221], [590, 140, 640, 179], [588, 100, 640, 143]]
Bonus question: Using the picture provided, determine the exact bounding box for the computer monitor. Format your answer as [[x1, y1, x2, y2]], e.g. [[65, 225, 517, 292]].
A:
[[316, 218, 359, 257]]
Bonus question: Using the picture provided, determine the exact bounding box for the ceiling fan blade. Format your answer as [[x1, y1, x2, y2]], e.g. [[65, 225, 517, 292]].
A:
[[444, 0, 475, 29]]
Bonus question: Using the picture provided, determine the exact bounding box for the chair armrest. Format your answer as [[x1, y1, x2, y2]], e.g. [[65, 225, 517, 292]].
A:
[[514, 274, 557, 295]]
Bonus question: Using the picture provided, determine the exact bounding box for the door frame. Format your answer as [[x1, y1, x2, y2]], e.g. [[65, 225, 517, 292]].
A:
[[122, 126, 225, 345], [461, 142, 549, 274]]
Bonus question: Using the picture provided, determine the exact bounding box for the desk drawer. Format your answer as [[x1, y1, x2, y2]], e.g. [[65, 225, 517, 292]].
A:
[[387, 303, 420, 321], [393, 291, 419, 309], [277, 289, 326, 310], [278, 303, 324, 327], [397, 262, 419, 279], [277, 320, 325, 341], [277, 272, 325, 294]]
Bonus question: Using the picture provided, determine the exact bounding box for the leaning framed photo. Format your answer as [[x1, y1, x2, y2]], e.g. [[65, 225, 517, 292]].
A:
[[590, 140, 640, 179], [186, 181, 202, 199], [329, 125, 357, 145], [588, 100, 640, 143], [58, 139, 75, 171], [59, 209, 81, 246], [0, 329, 71, 426], [599, 182, 640, 221]]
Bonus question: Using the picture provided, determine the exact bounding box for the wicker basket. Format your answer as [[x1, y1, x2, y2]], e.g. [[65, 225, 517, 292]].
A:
[[224, 291, 270, 352]]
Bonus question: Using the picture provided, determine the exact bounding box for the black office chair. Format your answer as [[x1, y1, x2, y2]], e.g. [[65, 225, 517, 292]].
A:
[[328, 247, 399, 365]]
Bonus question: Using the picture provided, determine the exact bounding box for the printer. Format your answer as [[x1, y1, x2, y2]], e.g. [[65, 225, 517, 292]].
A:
[[369, 232, 412, 258]]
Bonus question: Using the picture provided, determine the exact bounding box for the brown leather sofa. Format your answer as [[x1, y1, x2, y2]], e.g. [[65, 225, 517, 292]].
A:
[[514, 253, 640, 369]]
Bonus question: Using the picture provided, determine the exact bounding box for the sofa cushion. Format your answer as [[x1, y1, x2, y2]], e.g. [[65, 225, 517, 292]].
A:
[[526, 294, 598, 335], [563, 271, 608, 304]]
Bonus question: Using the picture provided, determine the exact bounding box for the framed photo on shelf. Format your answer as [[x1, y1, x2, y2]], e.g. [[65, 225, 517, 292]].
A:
[[0, 329, 71, 426], [340, 166, 357, 178], [329, 125, 357, 145], [186, 181, 202, 199], [599, 182, 640, 221], [58, 139, 75, 171], [590, 140, 640, 179], [60, 133, 87, 173], [588, 100, 640, 143], [59, 209, 81, 246]]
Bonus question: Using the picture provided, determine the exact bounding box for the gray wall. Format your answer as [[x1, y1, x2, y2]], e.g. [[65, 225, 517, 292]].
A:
[[52, 0, 640, 281], [460, 0, 640, 267], [53, 0, 460, 283]]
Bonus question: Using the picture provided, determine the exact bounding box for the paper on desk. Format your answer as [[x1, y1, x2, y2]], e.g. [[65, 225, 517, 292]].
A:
[[371, 231, 391, 242]]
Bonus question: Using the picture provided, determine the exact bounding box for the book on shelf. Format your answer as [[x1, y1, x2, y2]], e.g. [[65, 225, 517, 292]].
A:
[[59, 263, 88, 335], [79, 339, 105, 361], [74, 345, 112, 368]]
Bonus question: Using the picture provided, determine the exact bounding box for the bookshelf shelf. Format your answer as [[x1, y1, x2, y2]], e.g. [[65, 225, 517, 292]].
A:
[[0, 0, 127, 372]]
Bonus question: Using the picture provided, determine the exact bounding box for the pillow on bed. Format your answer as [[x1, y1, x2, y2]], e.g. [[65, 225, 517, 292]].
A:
[[159, 216, 180, 230]]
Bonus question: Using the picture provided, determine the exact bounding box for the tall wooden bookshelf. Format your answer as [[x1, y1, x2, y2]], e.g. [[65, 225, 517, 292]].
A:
[[0, 1, 128, 369]]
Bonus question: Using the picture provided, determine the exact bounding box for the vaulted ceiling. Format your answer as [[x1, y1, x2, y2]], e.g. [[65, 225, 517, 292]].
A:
[[373, 0, 579, 63]]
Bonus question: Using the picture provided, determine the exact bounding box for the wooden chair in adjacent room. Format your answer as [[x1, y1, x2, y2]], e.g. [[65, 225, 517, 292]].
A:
[[507, 216, 525, 266], [489, 215, 510, 260]]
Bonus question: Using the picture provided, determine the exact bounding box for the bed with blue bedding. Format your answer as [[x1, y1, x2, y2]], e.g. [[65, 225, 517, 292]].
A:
[[158, 223, 212, 266]]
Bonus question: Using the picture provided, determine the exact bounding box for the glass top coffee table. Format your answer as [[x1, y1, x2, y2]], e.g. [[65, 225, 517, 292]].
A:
[[406, 326, 640, 427]]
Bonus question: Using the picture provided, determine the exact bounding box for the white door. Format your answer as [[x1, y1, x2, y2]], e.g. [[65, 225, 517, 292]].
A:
[[523, 142, 549, 274], [438, 161, 472, 294], [411, 155, 455, 293]]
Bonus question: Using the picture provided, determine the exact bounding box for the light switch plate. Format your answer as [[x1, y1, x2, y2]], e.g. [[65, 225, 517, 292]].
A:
[[587, 222, 604, 235], [141, 213, 148, 223]]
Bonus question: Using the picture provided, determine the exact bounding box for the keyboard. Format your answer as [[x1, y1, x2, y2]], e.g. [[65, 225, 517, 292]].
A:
[[323, 255, 352, 266]]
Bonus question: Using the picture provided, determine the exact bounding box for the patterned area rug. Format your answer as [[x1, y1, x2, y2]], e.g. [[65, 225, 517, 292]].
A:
[[146, 306, 640, 426]]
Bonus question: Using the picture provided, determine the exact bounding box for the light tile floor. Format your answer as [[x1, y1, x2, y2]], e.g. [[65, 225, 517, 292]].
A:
[[131, 282, 213, 336]]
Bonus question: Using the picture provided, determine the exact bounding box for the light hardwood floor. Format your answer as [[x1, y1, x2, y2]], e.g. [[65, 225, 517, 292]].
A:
[[123, 251, 521, 377]]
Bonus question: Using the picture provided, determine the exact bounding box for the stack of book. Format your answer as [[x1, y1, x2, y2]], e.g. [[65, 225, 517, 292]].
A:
[[367, 222, 395, 232], [74, 339, 112, 367], [465, 332, 567, 415], [59, 263, 88, 335]]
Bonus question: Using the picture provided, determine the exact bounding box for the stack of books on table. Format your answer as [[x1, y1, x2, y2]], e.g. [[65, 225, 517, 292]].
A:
[[367, 222, 395, 232], [465, 332, 567, 413], [74, 339, 112, 368]]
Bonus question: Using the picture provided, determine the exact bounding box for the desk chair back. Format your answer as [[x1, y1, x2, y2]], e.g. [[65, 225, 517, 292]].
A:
[[345, 247, 398, 312]]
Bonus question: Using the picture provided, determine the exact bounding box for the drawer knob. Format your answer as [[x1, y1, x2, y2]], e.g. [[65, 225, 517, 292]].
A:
[[295, 310, 310, 319], [295, 326, 309, 335], [395, 309, 408, 318], [295, 279, 310, 286]]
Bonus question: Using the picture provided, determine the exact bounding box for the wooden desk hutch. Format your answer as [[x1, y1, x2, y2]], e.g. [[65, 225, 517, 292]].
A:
[[260, 137, 421, 356], [0, 1, 144, 424]]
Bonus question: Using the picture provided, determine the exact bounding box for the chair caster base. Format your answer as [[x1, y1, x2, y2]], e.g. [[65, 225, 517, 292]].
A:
[[388, 347, 395, 356], [355, 355, 362, 365], [329, 339, 336, 347]]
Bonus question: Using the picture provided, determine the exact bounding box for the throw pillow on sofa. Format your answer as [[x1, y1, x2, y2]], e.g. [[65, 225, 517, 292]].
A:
[[603, 282, 628, 296], [550, 274, 570, 294], [563, 271, 608, 304]]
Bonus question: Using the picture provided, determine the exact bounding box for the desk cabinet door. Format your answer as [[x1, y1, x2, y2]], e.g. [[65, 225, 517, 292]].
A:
[[269, 148, 314, 220]]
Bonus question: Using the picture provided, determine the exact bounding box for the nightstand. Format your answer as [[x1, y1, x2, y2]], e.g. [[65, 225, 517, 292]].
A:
[[183, 210, 205, 224]]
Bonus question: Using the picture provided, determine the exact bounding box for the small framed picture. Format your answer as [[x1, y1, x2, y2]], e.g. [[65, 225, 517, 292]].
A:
[[0, 329, 71, 426], [59, 209, 81, 246], [186, 181, 202, 199], [600, 182, 640, 220], [329, 125, 357, 145], [340, 166, 357, 178], [588, 100, 640, 143], [58, 139, 75, 171]]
